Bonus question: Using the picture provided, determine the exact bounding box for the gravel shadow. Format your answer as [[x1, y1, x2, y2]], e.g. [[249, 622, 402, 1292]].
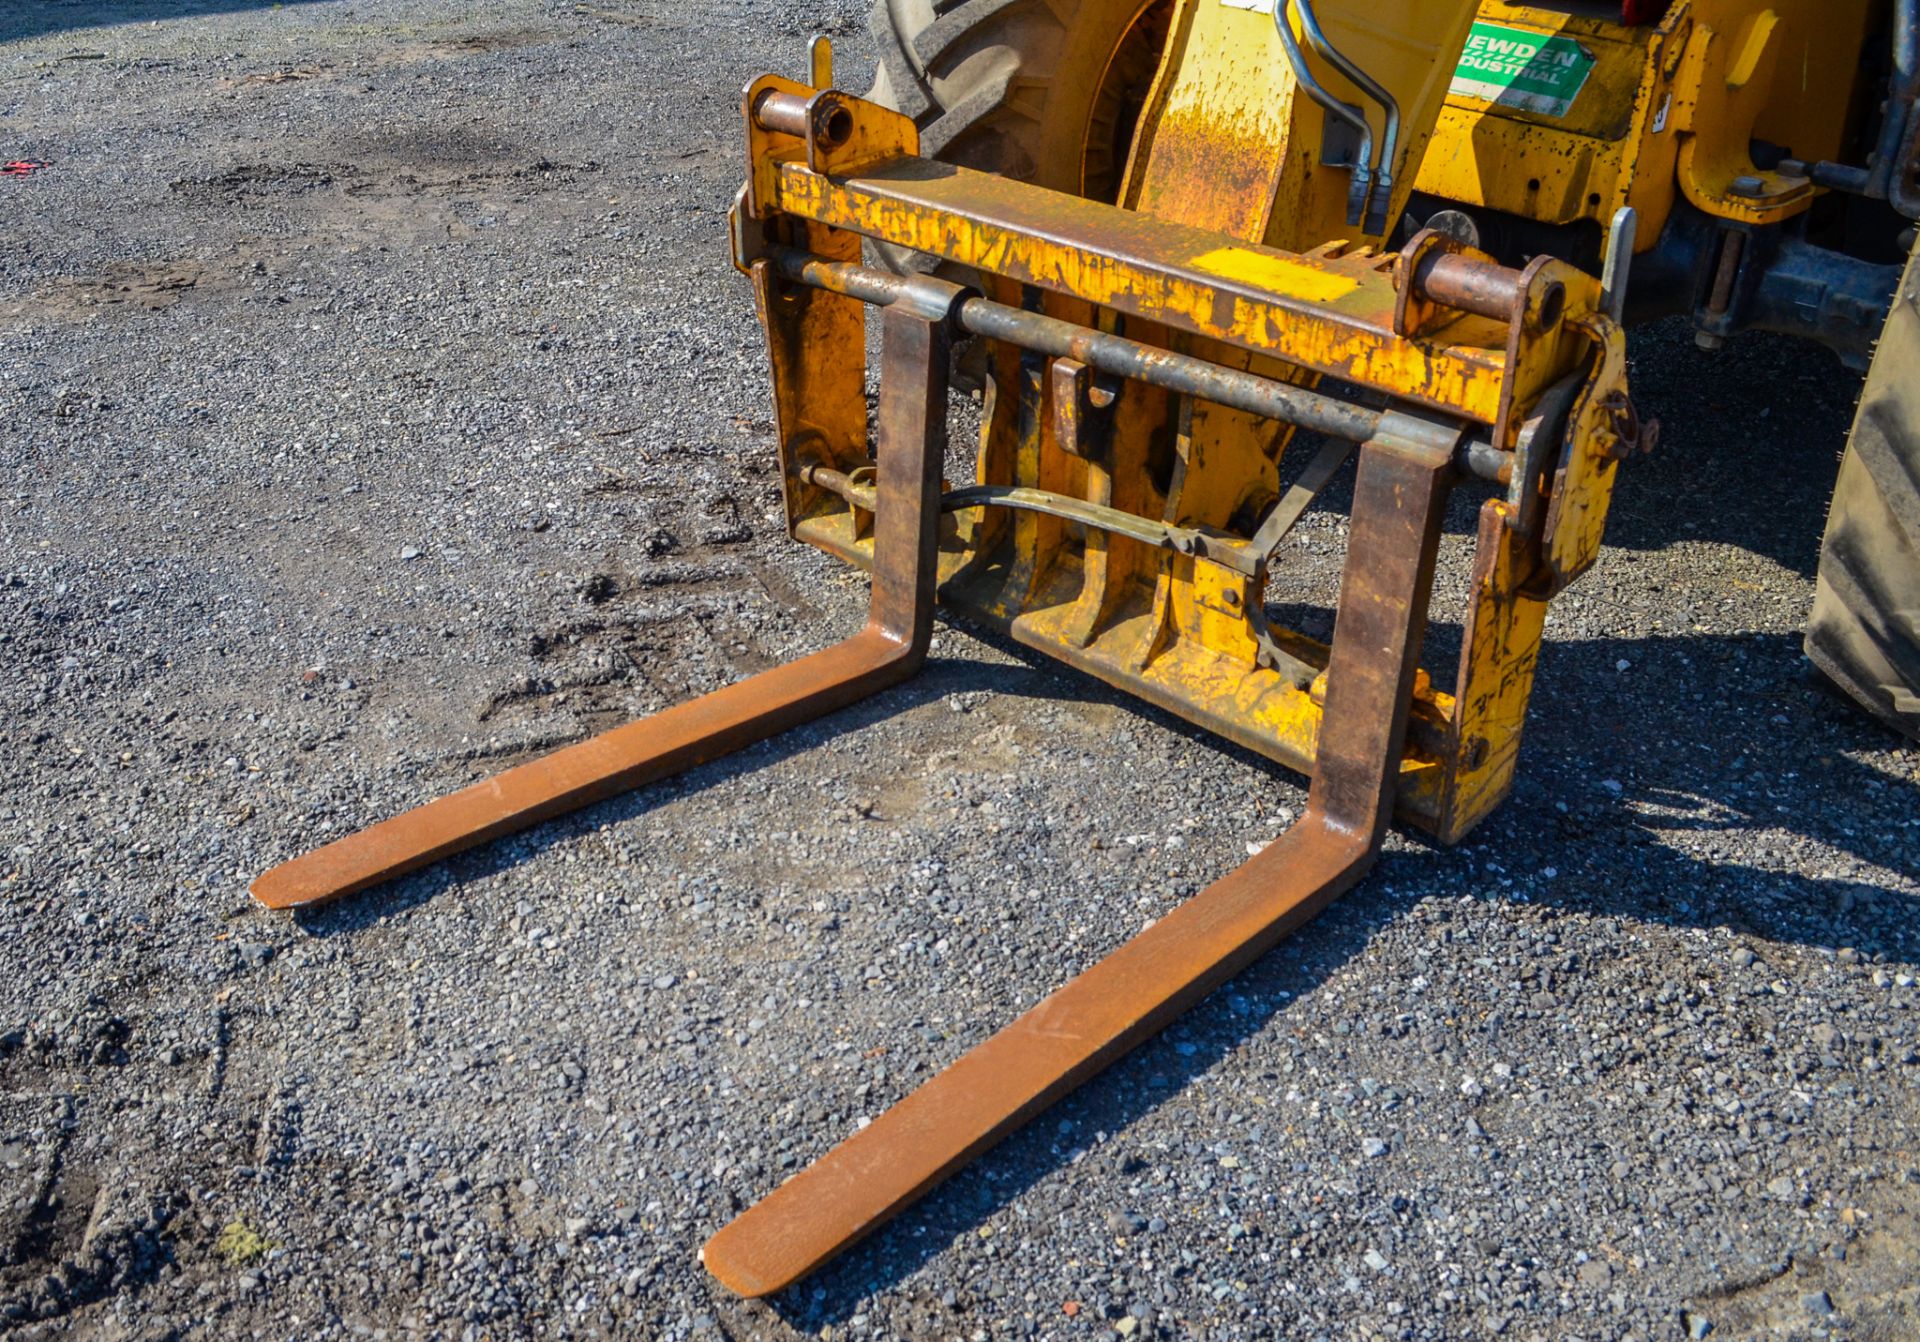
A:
[[0, 0, 338, 45]]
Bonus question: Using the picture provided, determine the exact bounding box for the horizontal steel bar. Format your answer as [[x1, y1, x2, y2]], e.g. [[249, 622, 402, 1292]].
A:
[[773, 247, 1381, 443], [800, 461, 874, 507], [772, 248, 1513, 483], [751, 89, 811, 137], [801, 465, 1294, 578], [960, 304, 1384, 443], [767, 156, 1518, 426], [1416, 250, 1544, 322], [945, 484, 1264, 575]]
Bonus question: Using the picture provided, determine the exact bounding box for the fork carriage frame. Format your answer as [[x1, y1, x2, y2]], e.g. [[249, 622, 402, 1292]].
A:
[[736, 76, 1639, 846]]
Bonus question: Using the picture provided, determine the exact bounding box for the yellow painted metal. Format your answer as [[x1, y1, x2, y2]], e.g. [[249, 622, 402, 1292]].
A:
[[1098, 0, 1613, 841], [731, 0, 1882, 857], [1668, 6, 1817, 226], [1543, 314, 1632, 588], [807, 33, 832, 90], [1122, 0, 1482, 251], [742, 73, 920, 217], [767, 159, 1526, 429], [749, 218, 872, 543], [735, 0, 1680, 846], [1433, 497, 1548, 842], [1416, 9, 1684, 241], [1413, 1, 1877, 242]]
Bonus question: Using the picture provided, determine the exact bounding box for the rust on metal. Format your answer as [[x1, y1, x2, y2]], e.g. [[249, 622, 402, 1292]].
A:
[[761, 156, 1543, 430], [751, 88, 812, 137], [748, 213, 1617, 839], [769, 249, 1389, 445], [252, 38, 1655, 1298], [251, 283, 956, 910], [702, 413, 1459, 1298], [753, 87, 855, 151], [1413, 248, 1540, 323], [249, 12, 1668, 1306], [1050, 355, 1091, 458], [1705, 227, 1746, 320]]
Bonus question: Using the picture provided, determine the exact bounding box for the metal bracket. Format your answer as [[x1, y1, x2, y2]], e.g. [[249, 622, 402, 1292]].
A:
[[1600, 205, 1637, 323], [1505, 374, 1581, 538]]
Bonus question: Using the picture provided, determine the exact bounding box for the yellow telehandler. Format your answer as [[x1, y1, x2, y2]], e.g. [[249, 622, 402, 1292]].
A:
[[251, 0, 1919, 1298]]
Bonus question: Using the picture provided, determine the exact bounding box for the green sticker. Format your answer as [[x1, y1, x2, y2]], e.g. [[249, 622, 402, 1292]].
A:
[[1450, 21, 1595, 118]]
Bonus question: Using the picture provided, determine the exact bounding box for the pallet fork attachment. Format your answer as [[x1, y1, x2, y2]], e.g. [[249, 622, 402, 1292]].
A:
[[254, 68, 1639, 1300], [702, 402, 1458, 1296], [252, 265, 1456, 1291]]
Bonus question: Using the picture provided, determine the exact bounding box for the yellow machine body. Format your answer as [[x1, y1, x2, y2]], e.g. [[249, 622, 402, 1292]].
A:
[[1415, 1, 1877, 238], [734, 0, 1651, 846], [731, 0, 1889, 844], [1122, 0, 1481, 249]]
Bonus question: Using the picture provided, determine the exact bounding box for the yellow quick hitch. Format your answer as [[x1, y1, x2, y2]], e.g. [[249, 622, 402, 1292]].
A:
[[732, 57, 1632, 844]]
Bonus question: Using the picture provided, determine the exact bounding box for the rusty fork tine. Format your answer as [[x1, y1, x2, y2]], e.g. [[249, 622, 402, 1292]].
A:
[[252, 638, 906, 910], [701, 413, 1458, 1298], [252, 297, 954, 911]]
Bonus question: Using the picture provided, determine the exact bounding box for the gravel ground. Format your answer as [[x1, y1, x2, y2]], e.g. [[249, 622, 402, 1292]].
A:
[[3, 3, 1918, 1340]]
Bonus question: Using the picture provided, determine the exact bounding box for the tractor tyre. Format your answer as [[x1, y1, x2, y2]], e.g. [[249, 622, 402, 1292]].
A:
[[1805, 235, 1920, 742], [866, 0, 1172, 243]]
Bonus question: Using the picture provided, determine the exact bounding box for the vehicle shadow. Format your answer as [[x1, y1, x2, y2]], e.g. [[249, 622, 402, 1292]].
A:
[[286, 601, 1915, 1330], [729, 623, 1913, 1333], [0, 0, 334, 45], [1597, 320, 1861, 580]]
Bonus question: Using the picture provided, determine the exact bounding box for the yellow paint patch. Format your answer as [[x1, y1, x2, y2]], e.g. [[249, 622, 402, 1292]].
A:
[[1186, 246, 1359, 302], [1728, 11, 1778, 89]]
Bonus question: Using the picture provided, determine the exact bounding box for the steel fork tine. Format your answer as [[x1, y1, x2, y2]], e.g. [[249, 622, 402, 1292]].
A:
[[701, 413, 1458, 1297], [252, 290, 954, 911]]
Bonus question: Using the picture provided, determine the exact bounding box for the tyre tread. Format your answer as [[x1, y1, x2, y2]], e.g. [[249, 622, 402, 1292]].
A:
[[1807, 242, 1920, 742]]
